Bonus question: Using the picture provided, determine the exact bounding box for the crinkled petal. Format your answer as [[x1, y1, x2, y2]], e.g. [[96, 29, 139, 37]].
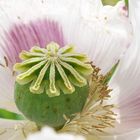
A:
[[116, 129, 140, 140], [0, 0, 132, 70], [99, 129, 140, 140], [0, 0, 102, 64], [61, 1, 132, 73], [107, 0, 140, 134]]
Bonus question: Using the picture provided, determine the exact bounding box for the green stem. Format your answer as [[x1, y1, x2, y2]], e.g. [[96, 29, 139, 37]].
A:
[[0, 108, 25, 120], [125, 0, 129, 8]]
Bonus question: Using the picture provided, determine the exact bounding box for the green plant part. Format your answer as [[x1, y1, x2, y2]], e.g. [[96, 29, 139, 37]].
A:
[[14, 42, 93, 129], [102, 0, 120, 6], [125, 0, 128, 8]]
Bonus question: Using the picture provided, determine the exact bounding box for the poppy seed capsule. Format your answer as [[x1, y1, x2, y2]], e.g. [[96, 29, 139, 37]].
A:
[[14, 42, 93, 129]]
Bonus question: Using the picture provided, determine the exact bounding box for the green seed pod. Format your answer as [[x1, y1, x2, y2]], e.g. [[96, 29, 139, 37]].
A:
[[14, 42, 93, 129]]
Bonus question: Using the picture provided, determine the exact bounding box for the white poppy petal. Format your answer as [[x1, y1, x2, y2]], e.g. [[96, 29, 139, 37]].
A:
[[0, 65, 20, 113], [0, 0, 132, 72], [117, 130, 140, 140], [107, 0, 140, 134], [100, 129, 140, 140], [106, 46, 140, 133], [61, 1, 132, 73], [27, 127, 85, 140], [0, 0, 103, 66]]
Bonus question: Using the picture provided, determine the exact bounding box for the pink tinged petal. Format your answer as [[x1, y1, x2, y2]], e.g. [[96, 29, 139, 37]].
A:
[[2, 19, 65, 66], [108, 0, 140, 134], [100, 129, 140, 140], [0, 0, 104, 113], [118, 129, 140, 140], [0, 0, 69, 66], [0, 18, 65, 114], [0, 0, 102, 66], [109, 44, 140, 134]]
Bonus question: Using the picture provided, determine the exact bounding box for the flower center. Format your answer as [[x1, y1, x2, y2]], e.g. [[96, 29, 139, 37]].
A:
[[13, 42, 118, 136], [14, 42, 93, 97]]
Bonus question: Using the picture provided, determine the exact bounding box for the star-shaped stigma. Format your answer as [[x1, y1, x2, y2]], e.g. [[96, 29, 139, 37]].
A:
[[14, 42, 93, 97]]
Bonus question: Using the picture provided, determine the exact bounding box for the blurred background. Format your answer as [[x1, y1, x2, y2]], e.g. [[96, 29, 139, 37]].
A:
[[102, 0, 120, 5], [102, 0, 128, 6]]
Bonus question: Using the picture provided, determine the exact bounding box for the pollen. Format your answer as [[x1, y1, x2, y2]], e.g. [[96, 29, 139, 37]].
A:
[[59, 63, 119, 136]]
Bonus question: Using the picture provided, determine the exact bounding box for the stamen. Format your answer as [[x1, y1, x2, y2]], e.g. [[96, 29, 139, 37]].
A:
[[60, 64, 118, 136], [0, 63, 5, 68], [0, 129, 6, 135], [4, 56, 8, 67]]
